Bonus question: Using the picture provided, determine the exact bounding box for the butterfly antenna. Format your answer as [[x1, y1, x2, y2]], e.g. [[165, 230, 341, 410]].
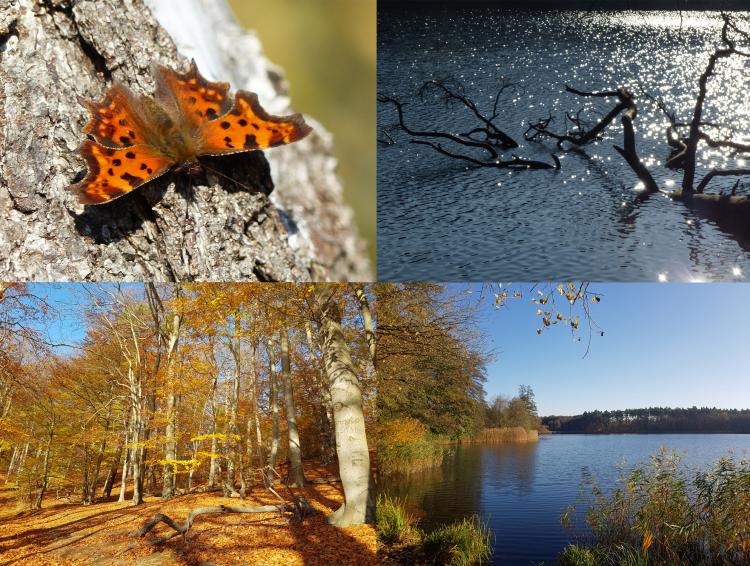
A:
[[201, 163, 256, 193]]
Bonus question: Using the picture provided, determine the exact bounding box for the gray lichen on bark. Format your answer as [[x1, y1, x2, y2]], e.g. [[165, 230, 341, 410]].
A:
[[0, 0, 370, 281]]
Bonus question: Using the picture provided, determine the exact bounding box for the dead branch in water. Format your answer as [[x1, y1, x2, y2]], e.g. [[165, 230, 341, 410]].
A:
[[411, 141, 559, 170], [379, 81, 559, 171], [419, 78, 519, 149]]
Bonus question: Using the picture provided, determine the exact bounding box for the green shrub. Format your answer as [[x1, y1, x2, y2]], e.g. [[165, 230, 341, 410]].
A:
[[376, 493, 417, 545], [422, 515, 493, 565]]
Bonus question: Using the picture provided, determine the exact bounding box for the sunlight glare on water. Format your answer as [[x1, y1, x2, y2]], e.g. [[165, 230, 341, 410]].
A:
[[378, 10, 750, 281]]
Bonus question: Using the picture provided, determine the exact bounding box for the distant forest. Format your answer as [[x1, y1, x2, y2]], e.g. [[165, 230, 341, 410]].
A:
[[543, 407, 750, 434]]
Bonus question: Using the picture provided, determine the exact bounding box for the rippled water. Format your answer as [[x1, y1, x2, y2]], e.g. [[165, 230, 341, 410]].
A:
[[381, 434, 750, 565], [377, 10, 750, 281]]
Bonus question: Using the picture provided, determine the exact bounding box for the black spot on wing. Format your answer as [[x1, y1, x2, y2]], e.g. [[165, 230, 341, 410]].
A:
[[221, 121, 230, 129], [113, 158, 122, 166], [206, 108, 218, 119], [120, 172, 143, 187], [120, 136, 131, 145], [239, 119, 248, 126], [244, 134, 258, 149], [125, 152, 136, 159]]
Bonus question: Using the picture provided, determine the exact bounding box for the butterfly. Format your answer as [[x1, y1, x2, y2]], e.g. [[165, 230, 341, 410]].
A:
[[71, 60, 312, 205]]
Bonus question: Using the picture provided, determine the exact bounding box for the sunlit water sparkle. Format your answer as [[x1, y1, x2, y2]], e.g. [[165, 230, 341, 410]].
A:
[[378, 10, 750, 281]]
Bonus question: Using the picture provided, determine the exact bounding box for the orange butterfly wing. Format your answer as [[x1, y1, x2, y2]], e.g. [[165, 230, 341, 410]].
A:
[[81, 83, 152, 148], [154, 61, 232, 126], [71, 140, 173, 204], [198, 91, 312, 155]]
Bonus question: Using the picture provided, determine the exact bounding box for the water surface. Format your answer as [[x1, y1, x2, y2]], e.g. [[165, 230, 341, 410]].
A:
[[381, 434, 750, 565], [377, 10, 750, 281]]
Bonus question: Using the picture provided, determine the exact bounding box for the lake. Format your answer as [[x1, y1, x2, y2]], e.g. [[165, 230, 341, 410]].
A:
[[380, 434, 750, 565], [377, 9, 750, 281]]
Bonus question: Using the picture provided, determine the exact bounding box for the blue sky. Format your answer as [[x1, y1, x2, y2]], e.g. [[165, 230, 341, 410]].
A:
[[26, 283, 143, 354], [18, 283, 750, 415], [464, 283, 750, 416]]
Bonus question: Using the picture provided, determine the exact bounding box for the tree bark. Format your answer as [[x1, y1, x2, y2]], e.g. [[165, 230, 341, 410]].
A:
[[0, 0, 369, 282], [267, 338, 280, 484], [353, 284, 376, 368], [161, 297, 183, 500], [102, 441, 122, 500], [314, 287, 374, 527], [223, 315, 241, 497], [280, 326, 304, 487]]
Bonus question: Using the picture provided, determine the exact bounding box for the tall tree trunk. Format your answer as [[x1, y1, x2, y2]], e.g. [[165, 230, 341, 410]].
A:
[[118, 427, 131, 503], [305, 322, 336, 464], [33, 427, 54, 510], [102, 441, 122, 500], [87, 437, 107, 504], [281, 327, 304, 487], [249, 339, 267, 486], [224, 317, 242, 497], [162, 308, 183, 500], [353, 284, 376, 368], [267, 339, 280, 485], [314, 287, 374, 526], [207, 337, 220, 489], [5, 444, 19, 482]]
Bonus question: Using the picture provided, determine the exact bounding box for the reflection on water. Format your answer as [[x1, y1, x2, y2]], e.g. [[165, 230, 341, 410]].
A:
[[377, 10, 750, 281], [380, 434, 750, 565]]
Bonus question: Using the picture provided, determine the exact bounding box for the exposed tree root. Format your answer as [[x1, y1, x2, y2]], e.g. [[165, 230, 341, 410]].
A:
[[131, 495, 317, 545]]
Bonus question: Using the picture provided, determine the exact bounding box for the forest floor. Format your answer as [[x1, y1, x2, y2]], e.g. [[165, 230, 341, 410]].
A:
[[0, 460, 377, 565]]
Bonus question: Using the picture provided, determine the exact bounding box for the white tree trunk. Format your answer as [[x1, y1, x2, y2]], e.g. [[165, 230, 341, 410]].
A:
[[314, 287, 374, 527], [281, 326, 304, 487]]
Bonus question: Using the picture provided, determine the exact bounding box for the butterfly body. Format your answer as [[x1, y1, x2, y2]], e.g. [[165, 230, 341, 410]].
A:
[[72, 61, 312, 205]]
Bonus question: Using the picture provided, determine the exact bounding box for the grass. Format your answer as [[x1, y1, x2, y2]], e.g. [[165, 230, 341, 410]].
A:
[[376, 495, 493, 565], [465, 427, 538, 443], [376, 493, 417, 545], [560, 449, 750, 565], [422, 515, 494, 566]]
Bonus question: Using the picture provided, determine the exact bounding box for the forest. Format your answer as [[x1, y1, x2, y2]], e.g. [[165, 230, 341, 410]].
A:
[[0, 283, 377, 564], [543, 407, 750, 434]]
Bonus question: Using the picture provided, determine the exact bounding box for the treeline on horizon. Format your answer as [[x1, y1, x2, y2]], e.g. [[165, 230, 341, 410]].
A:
[[543, 407, 750, 433], [378, 0, 749, 10]]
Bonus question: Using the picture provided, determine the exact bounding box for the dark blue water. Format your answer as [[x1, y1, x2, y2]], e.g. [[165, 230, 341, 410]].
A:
[[381, 434, 750, 565], [377, 10, 750, 281]]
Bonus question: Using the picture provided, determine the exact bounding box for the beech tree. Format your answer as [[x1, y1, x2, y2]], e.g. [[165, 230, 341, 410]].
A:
[[0, 283, 376, 537]]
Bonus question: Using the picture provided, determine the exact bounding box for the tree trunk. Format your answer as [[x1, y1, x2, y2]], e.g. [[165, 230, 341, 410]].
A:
[[102, 441, 122, 500], [223, 317, 241, 497], [118, 428, 130, 503], [305, 322, 336, 464], [249, 338, 267, 486], [281, 326, 304, 487], [353, 284, 376, 368], [267, 339, 280, 484], [314, 287, 374, 527], [162, 308, 183, 500], [207, 337, 220, 488], [33, 428, 53, 510], [0, 0, 368, 282]]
